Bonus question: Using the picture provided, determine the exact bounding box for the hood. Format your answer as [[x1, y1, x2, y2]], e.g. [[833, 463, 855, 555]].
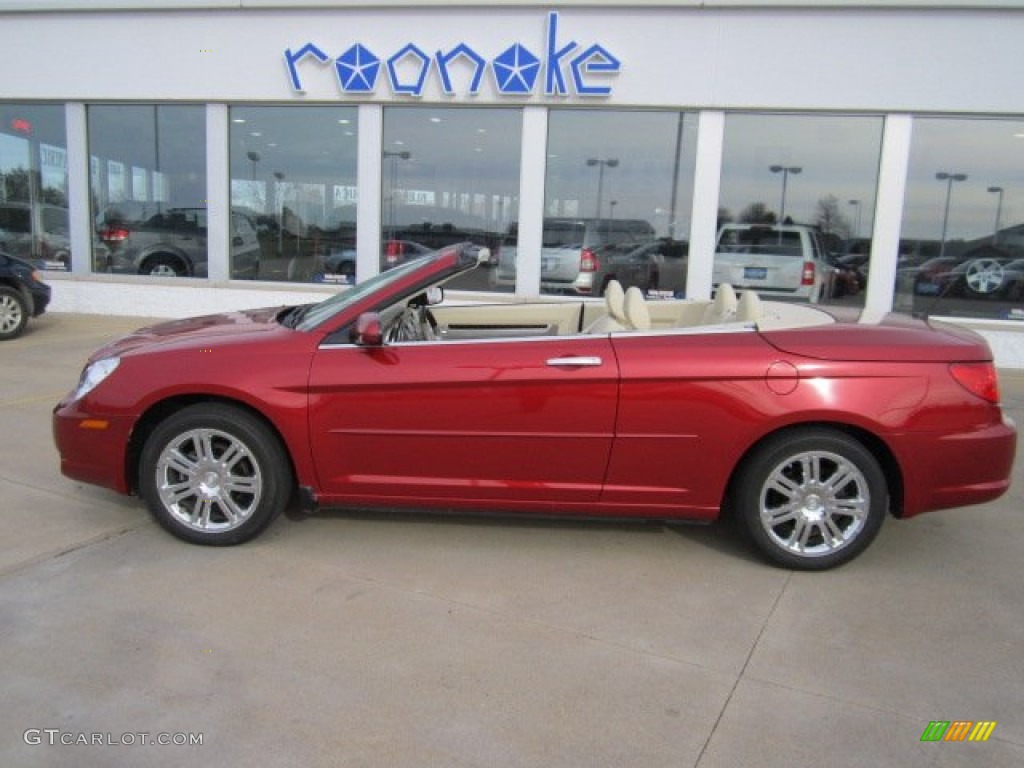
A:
[[759, 312, 993, 363], [90, 306, 289, 361]]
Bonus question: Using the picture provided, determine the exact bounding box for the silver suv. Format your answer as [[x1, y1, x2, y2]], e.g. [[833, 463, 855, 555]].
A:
[[96, 203, 260, 278], [492, 217, 656, 295]]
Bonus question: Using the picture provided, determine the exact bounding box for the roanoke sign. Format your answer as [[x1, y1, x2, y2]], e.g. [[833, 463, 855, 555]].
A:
[[284, 12, 621, 99]]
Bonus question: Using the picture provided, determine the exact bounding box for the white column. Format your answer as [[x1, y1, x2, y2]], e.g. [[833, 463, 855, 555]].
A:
[[64, 103, 91, 276], [206, 103, 230, 282], [357, 104, 384, 284], [515, 106, 548, 297], [686, 110, 725, 301], [863, 114, 913, 318]]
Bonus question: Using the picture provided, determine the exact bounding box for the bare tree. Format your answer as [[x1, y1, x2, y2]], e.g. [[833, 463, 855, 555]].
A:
[[739, 202, 776, 224], [815, 194, 851, 239]]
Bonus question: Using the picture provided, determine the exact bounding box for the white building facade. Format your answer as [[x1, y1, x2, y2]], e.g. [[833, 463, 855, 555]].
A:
[[2, 0, 1024, 365]]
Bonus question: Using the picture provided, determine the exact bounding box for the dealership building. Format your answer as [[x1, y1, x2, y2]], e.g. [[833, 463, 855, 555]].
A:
[[2, 0, 1024, 366]]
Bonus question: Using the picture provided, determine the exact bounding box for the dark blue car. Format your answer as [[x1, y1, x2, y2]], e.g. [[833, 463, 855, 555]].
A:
[[0, 250, 51, 340]]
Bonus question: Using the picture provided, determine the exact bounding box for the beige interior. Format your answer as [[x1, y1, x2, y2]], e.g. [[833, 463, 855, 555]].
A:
[[430, 283, 833, 341]]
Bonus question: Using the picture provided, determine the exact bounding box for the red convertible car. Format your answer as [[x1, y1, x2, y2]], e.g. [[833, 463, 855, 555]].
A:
[[53, 243, 1017, 569]]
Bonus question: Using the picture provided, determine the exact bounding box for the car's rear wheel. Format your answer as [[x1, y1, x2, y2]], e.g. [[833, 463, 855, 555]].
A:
[[139, 403, 293, 545], [0, 286, 29, 340], [142, 254, 188, 277], [733, 428, 887, 570]]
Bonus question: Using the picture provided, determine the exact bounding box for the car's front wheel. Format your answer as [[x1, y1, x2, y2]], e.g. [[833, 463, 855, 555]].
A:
[[733, 428, 887, 570], [139, 403, 293, 545], [0, 286, 29, 340]]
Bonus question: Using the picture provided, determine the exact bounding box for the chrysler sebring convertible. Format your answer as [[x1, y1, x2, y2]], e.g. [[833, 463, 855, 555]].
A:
[[53, 243, 1017, 569]]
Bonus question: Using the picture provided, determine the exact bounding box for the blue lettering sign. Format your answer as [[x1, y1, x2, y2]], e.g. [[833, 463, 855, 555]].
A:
[[283, 12, 620, 99], [437, 43, 487, 95], [387, 43, 432, 96], [284, 43, 329, 93], [336, 44, 380, 93]]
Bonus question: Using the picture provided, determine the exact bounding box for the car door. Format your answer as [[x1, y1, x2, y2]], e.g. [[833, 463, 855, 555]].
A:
[[602, 329, 782, 516], [307, 334, 619, 506]]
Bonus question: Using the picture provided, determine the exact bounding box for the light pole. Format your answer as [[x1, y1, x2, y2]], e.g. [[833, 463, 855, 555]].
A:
[[769, 165, 801, 223], [987, 186, 1005, 245], [383, 150, 411, 238], [586, 157, 618, 218], [848, 199, 862, 239], [936, 171, 967, 259], [246, 151, 261, 181], [273, 170, 286, 257]]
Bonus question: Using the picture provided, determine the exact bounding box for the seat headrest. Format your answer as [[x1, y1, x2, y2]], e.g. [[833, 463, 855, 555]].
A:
[[701, 283, 738, 324], [623, 286, 651, 331], [604, 280, 625, 321], [736, 290, 762, 322]]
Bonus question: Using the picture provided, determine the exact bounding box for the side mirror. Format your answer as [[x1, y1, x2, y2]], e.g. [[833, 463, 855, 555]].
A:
[[425, 286, 444, 306], [351, 312, 383, 346]]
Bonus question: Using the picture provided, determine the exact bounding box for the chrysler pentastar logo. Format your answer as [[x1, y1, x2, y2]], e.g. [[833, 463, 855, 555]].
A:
[[284, 12, 621, 98]]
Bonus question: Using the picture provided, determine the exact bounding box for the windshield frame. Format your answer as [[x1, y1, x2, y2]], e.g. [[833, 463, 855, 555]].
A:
[[294, 253, 437, 332]]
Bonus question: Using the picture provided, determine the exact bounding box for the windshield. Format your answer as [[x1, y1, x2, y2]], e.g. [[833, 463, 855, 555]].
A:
[[294, 253, 435, 331]]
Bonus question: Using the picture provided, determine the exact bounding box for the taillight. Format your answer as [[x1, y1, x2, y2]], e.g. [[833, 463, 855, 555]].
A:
[[801, 261, 815, 286], [949, 362, 1001, 404], [100, 227, 130, 243], [580, 248, 599, 273]]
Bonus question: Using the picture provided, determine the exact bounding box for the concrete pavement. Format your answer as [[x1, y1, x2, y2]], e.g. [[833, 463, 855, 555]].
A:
[[2, 312, 1023, 767]]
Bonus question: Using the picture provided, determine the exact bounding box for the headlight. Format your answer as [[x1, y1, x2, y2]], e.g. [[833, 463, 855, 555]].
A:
[[72, 357, 121, 401]]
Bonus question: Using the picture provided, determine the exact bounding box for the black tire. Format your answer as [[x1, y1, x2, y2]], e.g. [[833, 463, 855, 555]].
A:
[[138, 403, 293, 545], [142, 254, 188, 277], [0, 285, 29, 341], [733, 428, 887, 570]]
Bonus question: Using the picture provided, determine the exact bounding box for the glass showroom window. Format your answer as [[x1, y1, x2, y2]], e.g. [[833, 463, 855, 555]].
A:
[[719, 114, 883, 306], [515, 110, 697, 298], [88, 105, 206, 278], [0, 104, 70, 271], [895, 117, 1024, 322], [382, 107, 521, 292], [230, 106, 358, 284]]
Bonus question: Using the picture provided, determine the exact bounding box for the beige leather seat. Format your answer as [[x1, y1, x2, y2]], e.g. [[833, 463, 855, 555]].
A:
[[623, 286, 651, 331], [735, 289, 762, 322], [699, 283, 738, 324], [586, 279, 627, 333]]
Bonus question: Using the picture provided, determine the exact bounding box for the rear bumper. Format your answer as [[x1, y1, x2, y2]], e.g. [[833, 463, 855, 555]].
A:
[[899, 414, 1017, 517]]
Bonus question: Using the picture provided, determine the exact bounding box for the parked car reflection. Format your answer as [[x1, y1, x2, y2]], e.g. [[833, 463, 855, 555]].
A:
[[0, 202, 72, 270], [95, 203, 260, 279]]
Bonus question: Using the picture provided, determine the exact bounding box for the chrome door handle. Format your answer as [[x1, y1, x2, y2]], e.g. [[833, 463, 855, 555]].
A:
[[546, 356, 603, 367]]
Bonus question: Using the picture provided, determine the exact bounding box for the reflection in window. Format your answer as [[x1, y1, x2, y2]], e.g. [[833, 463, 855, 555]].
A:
[[230, 106, 358, 284], [502, 110, 697, 298], [89, 105, 206, 277], [382, 107, 521, 292], [719, 114, 882, 305], [896, 118, 1024, 322], [0, 104, 70, 270]]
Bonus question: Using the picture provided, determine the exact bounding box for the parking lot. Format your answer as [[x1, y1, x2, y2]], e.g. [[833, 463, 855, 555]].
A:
[[2, 311, 1023, 767]]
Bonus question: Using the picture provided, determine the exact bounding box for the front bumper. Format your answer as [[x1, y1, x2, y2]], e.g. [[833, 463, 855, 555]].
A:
[[52, 399, 135, 495]]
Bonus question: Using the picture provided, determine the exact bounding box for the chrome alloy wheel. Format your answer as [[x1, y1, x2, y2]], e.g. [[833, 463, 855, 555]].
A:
[[964, 258, 1005, 295], [155, 427, 263, 533], [757, 449, 870, 559], [0, 291, 25, 336]]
